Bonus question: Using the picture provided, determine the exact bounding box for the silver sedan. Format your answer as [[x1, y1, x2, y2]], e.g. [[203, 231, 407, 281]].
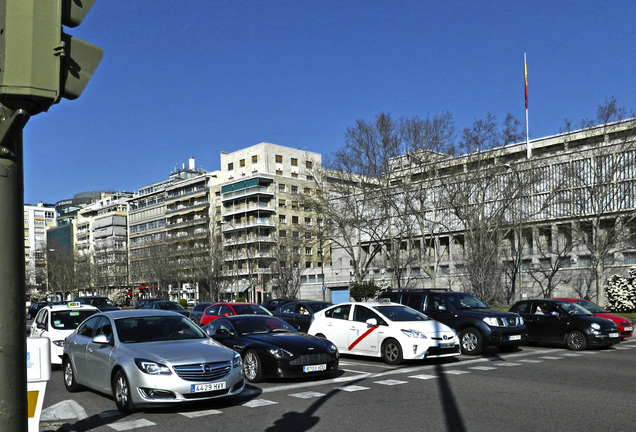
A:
[[62, 310, 244, 413]]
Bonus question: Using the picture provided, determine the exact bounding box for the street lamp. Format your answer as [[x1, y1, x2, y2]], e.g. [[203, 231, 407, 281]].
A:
[[504, 164, 523, 302]]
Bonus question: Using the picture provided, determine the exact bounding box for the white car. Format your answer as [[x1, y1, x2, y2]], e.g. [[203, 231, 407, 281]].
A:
[[30, 302, 99, 365], [308, 301, 460, 364]]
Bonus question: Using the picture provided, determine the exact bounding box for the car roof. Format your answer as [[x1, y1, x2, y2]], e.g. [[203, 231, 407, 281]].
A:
[[99, 309, 188, 319], [327, 301, 400, 307], [45, 303, 99, 312]]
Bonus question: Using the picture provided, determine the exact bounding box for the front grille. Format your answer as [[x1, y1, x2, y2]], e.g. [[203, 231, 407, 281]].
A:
[[173, 361, 231, 382], [501, 317, 522, 327], [289, 353, 333, 366]]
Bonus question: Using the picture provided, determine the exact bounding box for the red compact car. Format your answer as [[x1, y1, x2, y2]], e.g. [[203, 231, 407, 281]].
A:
[[555, 298, 633, 339], [199, 302, 272, 326]]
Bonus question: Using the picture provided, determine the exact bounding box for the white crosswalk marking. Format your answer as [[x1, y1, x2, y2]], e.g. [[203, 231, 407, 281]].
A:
[[495, 362, 522, 366], [180, 409, 223, 418], [336, 385, 369, 392], [242, 399, 279, 408], [469, 366, 497, 371], [374, 379, 407, 385], [409, 374, 438, 380], [442, 370, 470, 375], [290, 391, 326, 399], [539, 356, 563, 360], [108, 419, 155, 431], [520, 359, 543, 363]]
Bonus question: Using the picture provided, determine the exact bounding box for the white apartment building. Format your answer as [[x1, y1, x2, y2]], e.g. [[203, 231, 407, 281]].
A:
[[23, 202, 55, 292]]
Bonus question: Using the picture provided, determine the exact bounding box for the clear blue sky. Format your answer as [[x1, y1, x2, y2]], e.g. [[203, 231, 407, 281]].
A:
[[23, 1, 636, 205]]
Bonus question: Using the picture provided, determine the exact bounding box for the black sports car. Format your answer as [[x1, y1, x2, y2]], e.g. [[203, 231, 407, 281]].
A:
[[202, 315, 339, 382]]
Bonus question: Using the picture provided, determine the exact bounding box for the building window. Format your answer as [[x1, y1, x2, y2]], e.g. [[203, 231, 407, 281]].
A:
[[278, 199, 286, 208], [292, 216, 299, 224], [291, 201, 298, 209], [279, 230, 286, 238], [291, 186, 298, 194], [252, 155, 258, 163], [304, 187, 311, 194], [317, 218, 323, 227], [291, 172, 299, 178], [305, 247, 312, 255], [305, 217, 311, 226], [278, 184, 286, 192], [276, 154, 283, 163], [305, 232, 312, 240], [228, 162, 233, 170], [306, 161, 313, 169], [279, 215, 286, 224], [240, 159, 245, 167], [276, 169, 283, 176], [291, 158, 298, 166], [306, 262, 312, 268]]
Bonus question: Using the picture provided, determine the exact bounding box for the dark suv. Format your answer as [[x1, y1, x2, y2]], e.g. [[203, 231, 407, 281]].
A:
[[379, 290, 526, 355], [73, 296, 120, 312]]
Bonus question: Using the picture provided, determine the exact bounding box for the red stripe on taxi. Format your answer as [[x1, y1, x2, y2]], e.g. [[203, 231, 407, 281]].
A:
[[348, 326, 378, 350]]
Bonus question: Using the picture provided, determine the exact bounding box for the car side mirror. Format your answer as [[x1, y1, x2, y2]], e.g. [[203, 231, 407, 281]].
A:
[[92, 334, 110, 345], [551, 311, 560, 317], [37, 322, 47, 330], [215, 328, 230, 336], [366, 318, 378, 328]]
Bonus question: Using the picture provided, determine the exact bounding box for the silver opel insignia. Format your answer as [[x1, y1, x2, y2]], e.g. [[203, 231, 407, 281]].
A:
[[62, 310, 244, 413]]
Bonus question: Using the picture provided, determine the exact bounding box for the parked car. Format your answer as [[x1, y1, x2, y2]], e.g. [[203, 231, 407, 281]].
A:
[[134, 298, 165, 309], [554, 298, 633, 339], [308, 301, 460, 365], [273, 300, 333, 332], [73, 296, 121, 312], [189, 302, 216, 325], [30, 302, 99, 365], [379, 290, 526, 355], [139, 300, 190, 318], [509, 299, 621, 350], [28, 301, 51, 319], [200, 302, 272, 326], [202, 315, 339, 382], [62, 310, 244, 413], [262, 298, 295, 312]]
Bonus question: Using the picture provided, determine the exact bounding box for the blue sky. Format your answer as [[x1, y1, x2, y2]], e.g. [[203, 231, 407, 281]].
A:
[[23, 1, 636, 205]]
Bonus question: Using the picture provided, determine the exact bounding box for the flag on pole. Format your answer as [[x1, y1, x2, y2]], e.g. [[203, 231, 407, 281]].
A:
[[524, 54, 528, 109]]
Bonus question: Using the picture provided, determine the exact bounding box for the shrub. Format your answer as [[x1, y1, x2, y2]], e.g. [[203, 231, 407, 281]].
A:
[[605, 266, 636, 312], [178, 298, 187, 308], [350, 281, 380, 302]]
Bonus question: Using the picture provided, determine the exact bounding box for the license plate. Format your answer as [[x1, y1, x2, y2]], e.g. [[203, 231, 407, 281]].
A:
[[191, 382, 226, 393], [609, 333, 619, 338], [509, 335, 521, 341], [439, 343, 455, 348], [303, 364, 326, 373], [625, 327, 633, 332]]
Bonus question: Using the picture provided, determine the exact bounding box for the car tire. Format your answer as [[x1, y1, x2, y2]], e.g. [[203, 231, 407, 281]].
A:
[[243, 350, 263, 383], [381, 338, 404, 365], [565, 330, 587, 351], [113, 370, 136, 413], [62, 357, 82, 392], [459, 328, 483, 355]]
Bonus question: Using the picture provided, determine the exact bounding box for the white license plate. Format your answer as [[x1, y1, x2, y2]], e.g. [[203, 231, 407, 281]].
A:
[[609, 333, 619, 338], [303, 364, 327, 373], [625, 327, 633, 332], [509, 335, 522, 341], [191, 382, 226, 393], [439, 343, 455, 348]]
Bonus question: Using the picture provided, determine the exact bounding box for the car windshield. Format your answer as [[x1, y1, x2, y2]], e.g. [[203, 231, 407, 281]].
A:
[[233, 318, 297, 335], [574, 300, 605, 313], [116, 315, 206, 343], [232, 304, 273, 316], [156, 302, 185, 310], [555, 300, 592, 316], [51, 310, 98, 330], [87, 298, 115, 307], [373, 305, 430, 322], [447, 294, 488, 310]]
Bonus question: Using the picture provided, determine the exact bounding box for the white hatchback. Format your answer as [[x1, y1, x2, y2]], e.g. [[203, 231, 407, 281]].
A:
[[30, 302, 99, 365], [308, 301, 460, 364]]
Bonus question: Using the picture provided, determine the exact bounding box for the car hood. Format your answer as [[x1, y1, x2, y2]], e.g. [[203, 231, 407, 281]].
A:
[[396, 319, 457, 335], [457, 308, 519, 319], [593, 312, 629, 324], [573, 315, 619, 329], [119, 338, 236, 363], [245, 332, 332, 352]]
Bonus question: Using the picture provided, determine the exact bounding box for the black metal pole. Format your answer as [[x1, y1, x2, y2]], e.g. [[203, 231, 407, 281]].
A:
[[0, 108, 28, 431]]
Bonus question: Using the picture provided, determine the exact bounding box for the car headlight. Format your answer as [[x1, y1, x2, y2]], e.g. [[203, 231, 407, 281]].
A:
[[591, 323, 601, 330], [135, 358, 172, 375], [483, 317, 499, 326], [268, 348, 294, 359], [233, 352, 242, 368], [401, 329, 427, 339], [519, 316, 524, 325], [52, 340, 65, 347]]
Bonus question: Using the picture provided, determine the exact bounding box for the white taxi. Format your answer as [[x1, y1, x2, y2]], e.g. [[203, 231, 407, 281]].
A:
[[308, 301, 460, 364], [30, 302, 99, 365]]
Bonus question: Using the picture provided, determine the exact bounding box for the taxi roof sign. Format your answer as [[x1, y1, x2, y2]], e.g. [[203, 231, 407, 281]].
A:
[[67, 302, 81, 308]]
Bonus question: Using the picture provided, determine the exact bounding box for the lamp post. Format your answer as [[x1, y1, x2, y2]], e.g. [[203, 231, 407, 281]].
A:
[[504, 164, 523, 302]]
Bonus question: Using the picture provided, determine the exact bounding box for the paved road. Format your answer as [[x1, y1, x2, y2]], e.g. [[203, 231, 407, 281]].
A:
[[38, 339, 636, 431]]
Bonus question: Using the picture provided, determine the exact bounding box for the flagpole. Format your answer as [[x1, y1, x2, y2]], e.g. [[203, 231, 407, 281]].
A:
[[524, 53, 531, 158]]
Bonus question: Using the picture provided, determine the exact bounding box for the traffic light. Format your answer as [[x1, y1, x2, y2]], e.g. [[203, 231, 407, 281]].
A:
[[0, 0, 103, 115]]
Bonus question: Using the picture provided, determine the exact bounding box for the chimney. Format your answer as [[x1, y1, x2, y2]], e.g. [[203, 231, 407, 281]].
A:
[[189, 157, 195, 170]]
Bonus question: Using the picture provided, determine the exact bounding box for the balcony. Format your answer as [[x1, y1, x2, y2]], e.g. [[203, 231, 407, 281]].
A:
[[221, 186, 274, 202], [222, 202, 275, 217]]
